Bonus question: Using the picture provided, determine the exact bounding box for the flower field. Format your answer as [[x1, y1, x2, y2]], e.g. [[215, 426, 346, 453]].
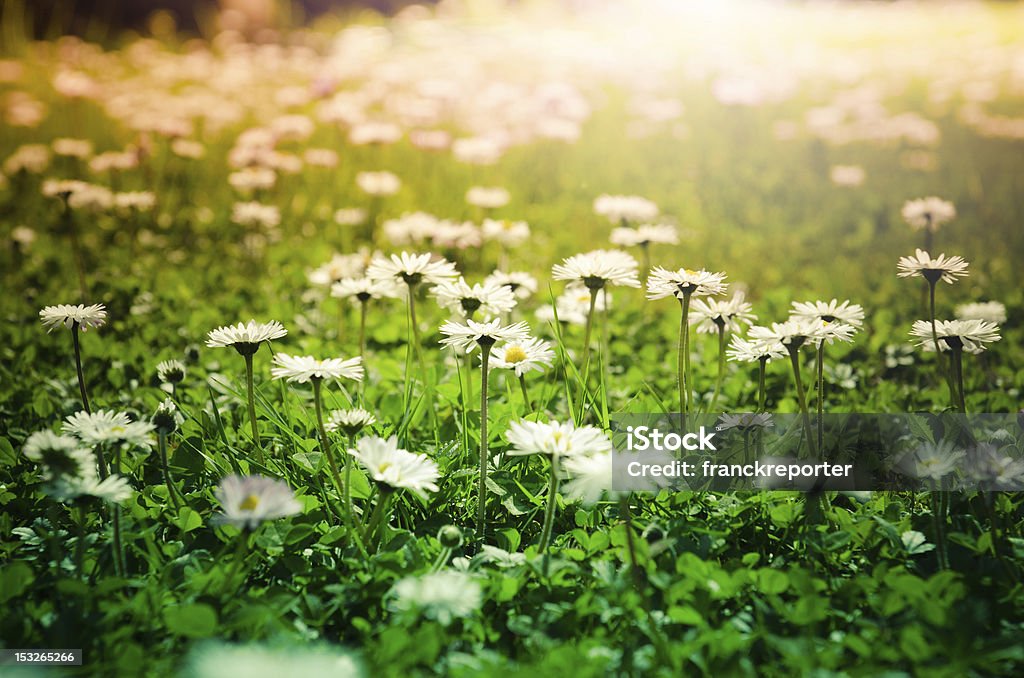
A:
[[2, 1, 1024, 675]]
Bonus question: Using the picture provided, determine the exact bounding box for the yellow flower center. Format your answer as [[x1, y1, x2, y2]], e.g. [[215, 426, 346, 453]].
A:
[[240, 494, 260, 511], [684, 269, 696, 276], [504, 345, 528, 363], [111, 425, 126, 434], [378, 462, 392, 473]]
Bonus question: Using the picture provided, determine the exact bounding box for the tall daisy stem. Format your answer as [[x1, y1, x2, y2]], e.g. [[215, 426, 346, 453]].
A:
[[538, 456, 559, 552], [71, 322, 91, 414], [619, 495, 644, 590], [358, 299, 368, 359], [757, 357, 767, 413], [710, 322, 726, 412], [951, 347, 967, 413], [816, 346, 825, 453], [242, 353, 264, 464], [580, 288, 599, 378], [928, 279, 955, 403], [788, 345, 818, 457], [365, 487, 394, 552], [477, 343, 493, 544], [158, 431, 181, 510], [313, 379, 352, 533], [677, 293, 692, 425], [518, 374, 532, 413]]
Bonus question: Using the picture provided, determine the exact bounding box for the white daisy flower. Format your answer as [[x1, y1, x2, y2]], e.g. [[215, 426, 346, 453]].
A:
[[901, 197, 956, 231], [593, 194, 659, 223], [966, 444, 1024, 488], [389, 570, 482, 626], [466, 186, 510, 209], [63, 410, 156, 448], [477, 545, 527, 568], [215, 474, 302, 530], [185, 643, 364, 678], [307, 253, 371, 287], [330, 277, 401, 305], [439, 319, 530, 353], [366, 251, 459, 288], [790, 299, 865, 328], [484, 271, 538, 300], [206, 319, 287, 355], [552, 250, 641, 290], [23, 430, 94, 480], [382, 212, 441, 246], [895, 440, 966, 482], [716, 413, 774, 431], [349, 436, 440, 496], [690, 292, 756, 334], [49, 470, 133, 504], [726, 335, 787, 363], [562, 450, 617, 506], [270, 354, 363, 383], [156, 359, 186, 384], [909, 319, 1001, 354], [431, 277, 517, 319], [955, 301, 1007, 325], [897, 249, 969, 284], [490, 337, 555, 376], [325, 408, 376, 435], [646, 267, 727, 300], [431, 220, 482, 250], [334, 207, 367, 226], [356, 170, 401, 197], [609, 224, 679, 248], [152, 398, 183, 434], [39, 303, 107, 332], [748, 318, 833, 348], [231, 201, 280, 229], [505, 419, 612, 459], [481, 219, 530, 247]]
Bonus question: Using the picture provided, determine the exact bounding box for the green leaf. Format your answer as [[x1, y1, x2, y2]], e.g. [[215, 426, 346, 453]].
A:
[[0, 437, 16, 467], [0, 562, 34, 603], [174, 507, 203, 533], [667, 605, 704, 626], [755, 568, 789, 595], [164, 603, 218, 638]]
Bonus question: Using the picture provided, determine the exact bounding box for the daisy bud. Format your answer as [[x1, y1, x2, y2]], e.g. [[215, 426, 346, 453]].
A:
[[438, 525, 464, 549]]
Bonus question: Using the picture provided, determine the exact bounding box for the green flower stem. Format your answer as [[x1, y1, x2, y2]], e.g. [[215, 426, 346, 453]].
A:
[[951, 347, 967, 413], [787, 344, 818, 457], [358, 299, 368, 359], [518, 374, 532, 413], [538, 455, 560, 552], [346, 434, 364, 537], [757, 356, 768, 413], [365, 486, 394, 552], [75, 503, 87, 580], [71, 321, 91, 414], [477, 342, 494, 544], [619, 495, 644, 590], [710, 321, 726, 412], [580, 287, 599, 379], [931, 486, 948, 570], [928, 278, 955, 403], [816, 345, 825, 453], [157, 431, 181, 510], [677, 292, 693, 425], [242, 353, 265, 464], [430, 546, 453, 573], [312, 379, 352, 534]]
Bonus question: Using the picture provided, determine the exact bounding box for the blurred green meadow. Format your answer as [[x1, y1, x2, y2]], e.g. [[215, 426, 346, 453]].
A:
[[2, 0, 1024, 675]]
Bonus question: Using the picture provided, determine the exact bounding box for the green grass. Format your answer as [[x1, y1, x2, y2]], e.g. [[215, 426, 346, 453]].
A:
[[2, 2, 1024, 675]]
